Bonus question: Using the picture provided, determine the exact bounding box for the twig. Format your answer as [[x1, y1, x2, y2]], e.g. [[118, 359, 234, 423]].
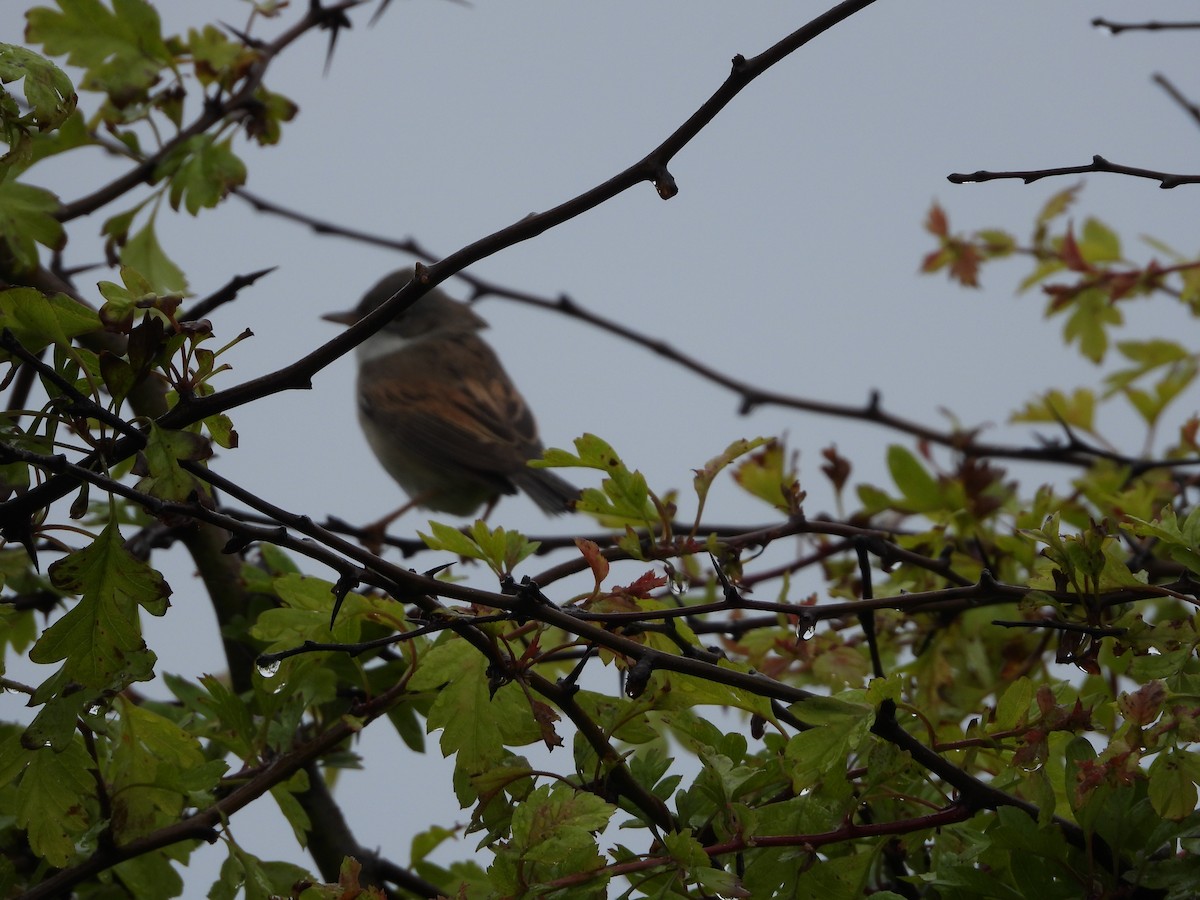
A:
[[949, 153, 1200, 190]]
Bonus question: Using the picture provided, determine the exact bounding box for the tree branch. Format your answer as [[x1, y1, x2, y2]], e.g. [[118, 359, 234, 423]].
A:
[[949, 153, 1200, 189]]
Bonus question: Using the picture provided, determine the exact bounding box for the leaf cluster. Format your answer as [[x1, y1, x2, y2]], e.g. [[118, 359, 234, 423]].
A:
[[0, 3, 1199, 900]]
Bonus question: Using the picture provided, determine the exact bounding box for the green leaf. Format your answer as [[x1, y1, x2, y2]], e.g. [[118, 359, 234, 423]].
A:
[[244, 86, 297, 146], [1060, 288, 1122, 363], [213, 843, 313, 900], [0, 288, 99, 356], [157, 134, 247, 215], [16, 740, 96, 867], [420, 519, 539, 576], [1126, 507, 1200, 576], [1017, 256, 1066, 293], [106, 698, 223, 842], [98, 350, 135, 406], [251, 572, 396, 647], [886, 444, 941, 512], [493, 783, 613, 894], [1148, 749, 1200, 821], [166, 672, 258, 760], [784, 694, 873, 792], [1078, 217, 1121, 263], [1036, 183, 1081, 224], [112, 850, 185, 899], [0, 182, 64, 271], [185, 24, 256, 89], [695, 436, 771, 513], [133, 421, 211, 500], [121, 219, 188, 294], [729, 438, 802, 514], [31, 521, 169, 691], [660, 661, 775, 723], [1010, 388, 1095, 434], [97, 264, 156, 327], [26, 0, 173, 109], [538, 433, 658, 526], [995, 676, 1033, 730], [1105, 339, 1192, 396], [21, 670, 91, 750], [0, 42, 77, 131], [976, 228, 1016, 257], [269, 770, 312, 846], [203, 412, 238, 449], [408, 637, 543, 783]]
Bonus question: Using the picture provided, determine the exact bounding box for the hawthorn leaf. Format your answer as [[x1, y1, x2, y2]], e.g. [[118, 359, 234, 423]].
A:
[[32, 522, 168, 691]]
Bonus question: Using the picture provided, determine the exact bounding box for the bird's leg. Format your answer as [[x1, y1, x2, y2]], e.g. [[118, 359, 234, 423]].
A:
[[360, 491, 436, 554], [479, 495, 499, 523]]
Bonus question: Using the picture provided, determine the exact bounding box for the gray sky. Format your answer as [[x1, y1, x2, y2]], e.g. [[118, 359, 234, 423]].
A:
[[4, 0, 1199, 892]]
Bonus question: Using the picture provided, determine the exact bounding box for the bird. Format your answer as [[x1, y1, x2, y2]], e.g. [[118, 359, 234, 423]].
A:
[[323, 267, 578, 526]]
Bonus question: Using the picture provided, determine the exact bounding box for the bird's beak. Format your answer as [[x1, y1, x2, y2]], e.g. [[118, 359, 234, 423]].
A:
[[322, 310, 358, 326]]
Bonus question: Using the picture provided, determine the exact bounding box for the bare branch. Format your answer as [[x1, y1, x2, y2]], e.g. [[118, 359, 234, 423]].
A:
[[949, 153, 1200, 189]]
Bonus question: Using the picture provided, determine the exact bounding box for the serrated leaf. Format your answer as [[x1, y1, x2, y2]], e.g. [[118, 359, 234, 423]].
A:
[[1060, 289, 1121, 363], [0, 183, 64, 271], [106, 698, 222, 842], [250, 572, 384, 645], [511, 783, 614, 848], [1010, 388, 1095, 434], [420, 519, 487, 563], [27, 0, 173, 109], [1148, 750, 1200, 821], [204, 412, 238, 449], [15, 740, 96, 867], [1115, 338, 1189, 368], [133, 421, 211, 500], [0, 42, 77, 131], [661, 662, 775, 722], [539, 434, 657, 526], [783, 699, 872, 793], [32, 521, 169, 690], [157, 134, 247, 215], [408, 637, 542, 779], [500, 783, 612, 889], [1126, 507, 1200, 575], [0, 287, 99, 355], [244, 86, 297, 146], [186, 24, 258, 89], [730, 438, 802, 513], [167, 672, 257, 759]]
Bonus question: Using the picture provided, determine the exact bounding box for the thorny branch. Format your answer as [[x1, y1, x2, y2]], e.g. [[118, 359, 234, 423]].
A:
[[5, 1, 1197, 895]]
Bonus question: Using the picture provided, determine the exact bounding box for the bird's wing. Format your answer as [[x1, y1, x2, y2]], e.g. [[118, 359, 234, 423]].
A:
[[357, 334, 543, 480]]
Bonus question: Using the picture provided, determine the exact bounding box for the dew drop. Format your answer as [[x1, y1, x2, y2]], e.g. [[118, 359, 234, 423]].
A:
[[800, 623, 817, 640], [257, 659, 281, 678], [669, 577, 689, 597]]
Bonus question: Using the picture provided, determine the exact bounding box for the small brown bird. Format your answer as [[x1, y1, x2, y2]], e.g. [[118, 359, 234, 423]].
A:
[[324, 268, 577, 521]]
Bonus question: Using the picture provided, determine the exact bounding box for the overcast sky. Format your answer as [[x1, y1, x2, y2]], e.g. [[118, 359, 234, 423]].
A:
[[5, 0, 1199, 891]]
